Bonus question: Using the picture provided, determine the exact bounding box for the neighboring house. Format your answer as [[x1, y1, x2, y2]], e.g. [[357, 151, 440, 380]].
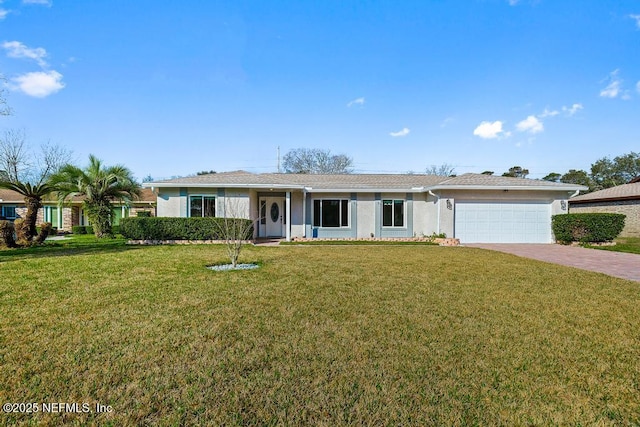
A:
[[569, 180, 640, 237], [145, 171, 587, 243], [0, 188, 157, 231]]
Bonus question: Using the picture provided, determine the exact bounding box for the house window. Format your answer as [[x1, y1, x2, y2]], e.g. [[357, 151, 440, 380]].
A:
[[382, 199, 404, 227], [44, 206, 61, 228], [260, 200, 266, 225], [112, 206, 130, 225], [189, 196, 216, 217], [313, 199, 349, 227], [1, 206, 16, 219]]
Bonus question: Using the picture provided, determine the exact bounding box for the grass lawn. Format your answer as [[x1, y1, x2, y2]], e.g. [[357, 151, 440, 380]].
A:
[[588, 237, 640, 255], [1, 237, 639, 425]]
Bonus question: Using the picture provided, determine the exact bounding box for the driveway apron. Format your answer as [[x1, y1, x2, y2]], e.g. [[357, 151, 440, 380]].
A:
[[467, 244, 640, 282]]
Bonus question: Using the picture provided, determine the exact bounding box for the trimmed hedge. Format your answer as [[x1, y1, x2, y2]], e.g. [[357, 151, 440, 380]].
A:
[[72, 225, 95, 235], [72, 225, 87, 235], [552, 213, 625, 243], [136, 211, 152, 217], [120, 217, 254, 240]]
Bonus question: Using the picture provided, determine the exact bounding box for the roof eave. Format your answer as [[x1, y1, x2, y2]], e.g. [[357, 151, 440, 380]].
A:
[[428, 184, 588, 192], [305, 187, 428, 193], [145, 182, 306, 190]]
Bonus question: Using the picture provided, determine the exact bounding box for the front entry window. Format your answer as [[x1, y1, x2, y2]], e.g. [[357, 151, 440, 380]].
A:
[[270, 202, 279, 222]]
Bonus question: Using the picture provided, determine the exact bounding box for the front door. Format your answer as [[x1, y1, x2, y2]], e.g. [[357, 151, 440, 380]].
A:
[[261, 197, 285, 237]]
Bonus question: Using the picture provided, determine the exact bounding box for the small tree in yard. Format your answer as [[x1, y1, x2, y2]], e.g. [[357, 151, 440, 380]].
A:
[[212, 198, 256, 268], [51, 155, 141, 238]]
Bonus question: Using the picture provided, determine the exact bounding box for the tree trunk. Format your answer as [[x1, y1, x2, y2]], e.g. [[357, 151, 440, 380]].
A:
[[13, 218, 30, 246], [23, 196, 42, 241], [85, 202, 113, 238], [0, 220, 17, 248], [34, 222, 52, 244]]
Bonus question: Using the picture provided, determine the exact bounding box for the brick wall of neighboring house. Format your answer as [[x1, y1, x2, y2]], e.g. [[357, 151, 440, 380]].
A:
[[15, 207, 26, 221], [36, 208, 44, 225], [130, 206, 156, 217], [569, 199, 640, 237], [72, 206, 80, 228], [61, 207, 73, 232]]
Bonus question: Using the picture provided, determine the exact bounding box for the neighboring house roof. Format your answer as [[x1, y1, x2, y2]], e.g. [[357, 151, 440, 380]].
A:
[[569, 182, 640, 204], [146, 171, 587, 193], [0, 189, 25, 203], [0, 188, 156, 204]]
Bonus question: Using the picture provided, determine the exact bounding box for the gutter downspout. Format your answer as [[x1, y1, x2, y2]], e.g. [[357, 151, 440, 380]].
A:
[[302, 189, 307, 238], [569, 190, 580, 198], [428, 190, 440, 235]]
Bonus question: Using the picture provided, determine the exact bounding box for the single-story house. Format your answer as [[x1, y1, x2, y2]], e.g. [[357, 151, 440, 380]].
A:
[[145, 171, 587, 243], [0, 188, 157, 232], [569, 180, 640, 237]]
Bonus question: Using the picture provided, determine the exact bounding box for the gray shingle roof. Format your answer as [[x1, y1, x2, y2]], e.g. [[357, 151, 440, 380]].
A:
[[569, 183, 640, 203], [437, 173, 582, 188], [148, 171, 586, 192]]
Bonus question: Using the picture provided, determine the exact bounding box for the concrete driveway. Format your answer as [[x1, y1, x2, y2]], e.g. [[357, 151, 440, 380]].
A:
[[467, 244, 640, 282]]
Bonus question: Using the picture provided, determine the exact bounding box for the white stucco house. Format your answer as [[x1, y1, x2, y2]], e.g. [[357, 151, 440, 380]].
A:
[[144, 171, 587, 244]]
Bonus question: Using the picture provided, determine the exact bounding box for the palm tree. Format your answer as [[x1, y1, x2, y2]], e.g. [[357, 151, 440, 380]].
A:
[[51, 155, 141, 238], [0, 181, 56, 241]]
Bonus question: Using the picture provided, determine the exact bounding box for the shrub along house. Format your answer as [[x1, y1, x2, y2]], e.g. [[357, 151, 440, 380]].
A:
[[145, 171, 587, 243], [569, 178, 640, 237], [0, 188, 156, 232]]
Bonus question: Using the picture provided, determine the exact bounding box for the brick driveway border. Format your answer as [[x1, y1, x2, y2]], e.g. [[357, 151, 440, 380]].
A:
[[467, 244, 640, 282]]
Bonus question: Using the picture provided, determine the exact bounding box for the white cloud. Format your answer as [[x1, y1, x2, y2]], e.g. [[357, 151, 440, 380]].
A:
[[389, 127, 410, 137], [0, 8, 9, 19], [539, 108, 559, 118], [440, 117, 454, 128], [508, 0, 519, 5], [2, 41, 48, 67], [347, 97, 365, 107], [562, 103, 583, 116], [600, 69, 623, 98], [22, 0, 52, 5], [636, 81, 640, 94], [516, 115, 544, 134], [10, 70, 65, 97], [630, 14, 640, 29], [473, 121, 505, 139]]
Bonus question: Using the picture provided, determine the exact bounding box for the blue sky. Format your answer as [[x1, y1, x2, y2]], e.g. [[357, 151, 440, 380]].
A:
[[1, 0, 639, 180]]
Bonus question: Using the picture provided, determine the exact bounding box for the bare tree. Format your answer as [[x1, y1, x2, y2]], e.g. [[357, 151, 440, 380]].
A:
[[212, 197, 257, 268], [0, 130, 73, 243], [0, 129, 30, 183], [425, 163, 456, 176], [0, 130, 71, 185], [282, 148, 353, 174]]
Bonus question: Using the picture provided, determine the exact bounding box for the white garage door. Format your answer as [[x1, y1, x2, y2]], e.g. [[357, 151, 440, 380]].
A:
[[455, 201, 552, 243]]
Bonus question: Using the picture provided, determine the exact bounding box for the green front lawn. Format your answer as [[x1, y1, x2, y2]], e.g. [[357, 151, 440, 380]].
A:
[[588, 237, 640, 255], [1, 239, 639, 425]]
